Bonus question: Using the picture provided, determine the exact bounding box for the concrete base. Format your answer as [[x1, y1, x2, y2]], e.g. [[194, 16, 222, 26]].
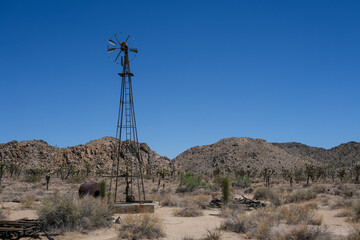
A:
[[113, 202, 158, 214]]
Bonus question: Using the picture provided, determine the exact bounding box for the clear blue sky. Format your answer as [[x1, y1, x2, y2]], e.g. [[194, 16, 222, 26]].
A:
[[1, 0, 359, 158]]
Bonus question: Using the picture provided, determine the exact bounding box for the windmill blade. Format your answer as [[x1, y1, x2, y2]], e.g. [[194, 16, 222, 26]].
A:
[[108, 39, 117, 46], [114, 50, 122, 63], [125, 34, 130, 42], [129, 48, 138, 53], [114, 34, 121, 45], [107, 47, 117, 53]]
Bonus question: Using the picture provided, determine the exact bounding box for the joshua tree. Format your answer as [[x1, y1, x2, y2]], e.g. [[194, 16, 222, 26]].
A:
[[337, 168, 346, 182], [305, 163, 315, 185], [156, 169, 168, 192], [45, 173, 51, 190], [353, 164, 360, 183], [262, 167, 275, 187], [0, 162, 5, 186]]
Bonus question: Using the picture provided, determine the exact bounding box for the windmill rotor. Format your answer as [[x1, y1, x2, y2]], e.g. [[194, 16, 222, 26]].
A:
[[107, 33, 138, 65]]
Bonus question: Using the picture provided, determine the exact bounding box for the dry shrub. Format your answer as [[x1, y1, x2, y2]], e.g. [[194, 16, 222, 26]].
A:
[[330, 197, 353, 210], [344, 225, 360, 240], [160, 193, 182, 207], [188, 194, 210, 209], [118, 213, 165, 239], [174, 206, 203, 217], [272, 225, 333, 240], [202, 229, 222, 240], [253, 186, 271, 200], [285, 189, 316, 203], [312, 185, 327, 194], [0, 206, 6, 220], [279, 203, 314, 225], [351, 199, 360, 222], [182, 236, 196, 240], [20, 194, 35, 209], [308, 214, 323, 225], [335, 209, 351, 218], [221, 207, 279, 238], [38, 191, 112, 234], [220, 212, 251, 233], [253, 187, 282, 206]]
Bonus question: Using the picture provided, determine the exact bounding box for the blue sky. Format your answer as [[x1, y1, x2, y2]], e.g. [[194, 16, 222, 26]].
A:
[[1, 0, 359, 158]]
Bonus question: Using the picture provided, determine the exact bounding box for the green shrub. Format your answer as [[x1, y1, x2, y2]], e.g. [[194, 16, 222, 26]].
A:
[[233, 176, 252, 188], [118, 213, 166, 239], [38, 191, 112, 233], [177, 173, 211, 192], [221, 177, 230, 204]]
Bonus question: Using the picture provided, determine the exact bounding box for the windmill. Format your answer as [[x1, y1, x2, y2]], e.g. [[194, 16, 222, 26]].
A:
[[107, 33, 145, 203]]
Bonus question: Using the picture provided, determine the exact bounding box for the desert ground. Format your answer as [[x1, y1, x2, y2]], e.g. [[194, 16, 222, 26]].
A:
[[1, 174, 360, 240]]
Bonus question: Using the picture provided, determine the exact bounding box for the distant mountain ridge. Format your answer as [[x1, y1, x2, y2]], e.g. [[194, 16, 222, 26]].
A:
[[174, 137, 360, 174], [1, 137, 359, 175], [0, 137, 175, 174]]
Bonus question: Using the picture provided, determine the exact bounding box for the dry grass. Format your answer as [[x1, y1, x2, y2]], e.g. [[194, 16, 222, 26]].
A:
[[118, 213, 166, 239], [308, 214, 323, 225], [279, 203, 315, 225], [272, 225, 333, 240], [285, 189, 317, 203], [160, 193, 182, 207], [253, 186, 282, 206], [20, 194, 35, 209], [38, 191, 112, 233], [173, 206, 203, 217], [351, 199, 360, 222], [220, 207, 279, 239], [330, 197, 354, 210], [343, 225, 360, 240]]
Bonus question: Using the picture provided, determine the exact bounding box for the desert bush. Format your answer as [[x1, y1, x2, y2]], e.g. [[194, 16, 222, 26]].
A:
[[312, 185, 327, 194], [188, 194, 210, 209], [118, 213, 165, 239], [177, 173, 211, 192], [220, 212, 251, 233], [253, 186, 281, 206], [160, 193, 182, 207], [308, 214, 323, 225], [279, 203, 315, 225], [221, 177, 230, 204], [38, 191, 112, 233], [20, 195, 35, 209], [285, 189, 316, 203], [233, 176, 252, 188], [202, 229, 222, 240], [221, 207, 279, 238], [253, 186, 271, 200], [351, 199, 360, 222], [272, 225, 333, 240], [0, 204, 6, 220], [330, 197, 353, 210], [174, 206, 203, 217], [344, 225, 360, 240], [23, 168, 44, 182], [65, 174, 86, 183]]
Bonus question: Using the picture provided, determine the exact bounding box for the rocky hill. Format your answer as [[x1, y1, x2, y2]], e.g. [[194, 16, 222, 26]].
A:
[[174, 137, 360, 175], [275, 141, 360, 168], [0, 137, 175, 175]]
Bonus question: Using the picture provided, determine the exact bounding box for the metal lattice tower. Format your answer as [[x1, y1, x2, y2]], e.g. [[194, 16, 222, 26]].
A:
[[107, 33, 145, 203]]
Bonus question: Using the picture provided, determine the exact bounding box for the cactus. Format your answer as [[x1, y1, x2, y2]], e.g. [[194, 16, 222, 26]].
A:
[[100, 179, 106, 198], [221, 177, 230, 204]]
